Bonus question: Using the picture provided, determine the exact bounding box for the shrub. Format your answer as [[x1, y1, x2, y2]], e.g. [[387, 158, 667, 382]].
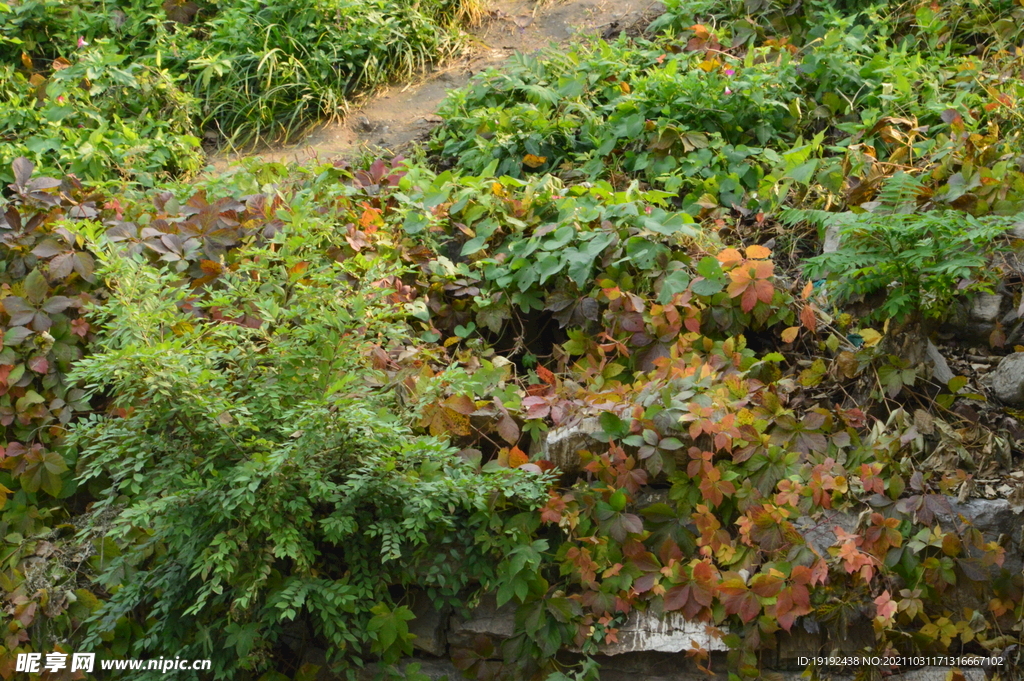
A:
[[0, 41, 202, 185], [63, 191, 550, 679], [794, 174, 1020, 323], [431, 3, 1024, 217], [1, 0, 481, 175]]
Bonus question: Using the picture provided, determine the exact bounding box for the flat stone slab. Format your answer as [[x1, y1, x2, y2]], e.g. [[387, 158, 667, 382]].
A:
[[599, 610, 728, 656]]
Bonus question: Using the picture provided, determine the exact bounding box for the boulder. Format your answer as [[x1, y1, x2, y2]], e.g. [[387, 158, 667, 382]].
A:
[[593, 657, 983, 681], [936, 498, 1023, 571], [987, 352, 1024, 405], [969, 293, 1003, 326]]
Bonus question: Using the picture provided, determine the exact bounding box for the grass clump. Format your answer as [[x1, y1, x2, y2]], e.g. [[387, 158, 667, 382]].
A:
[[0, 0, 481, 182]]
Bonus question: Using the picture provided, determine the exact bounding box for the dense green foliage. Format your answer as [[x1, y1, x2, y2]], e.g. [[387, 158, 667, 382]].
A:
[[432, 0, 1024, 217], [796, 174, 1019, 323], [3, 0, 1024, 680], [68, 234, 549, 679], [0, 0, 479, 183]]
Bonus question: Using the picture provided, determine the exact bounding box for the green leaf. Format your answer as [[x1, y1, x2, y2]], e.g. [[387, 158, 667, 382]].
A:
[[786, 159, 818, 185], [23, 269, 50, 305], [696, 256, 723, 279], [597, 411, 630, 441], [403, 211, 429, 234], [461, 235, 488, 255], [658, 270, 691, 304], [644, 209, 697, 237], [947, 376, 968, 393], [691, 277, 724, 296]]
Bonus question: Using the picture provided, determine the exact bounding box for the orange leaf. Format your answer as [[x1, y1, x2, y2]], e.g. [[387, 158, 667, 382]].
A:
[[200, 259, 224, 276], [745, 244, 771, 259], [753, 260, 774, 279], [359, 206, 382, 228], [801, 281, 814, 300], [716, 248, 743, 266], [523, 154, 547, 168], [537, 365, 557, 385], [800, 304, 817, 332], [508, 446, 529, 467]]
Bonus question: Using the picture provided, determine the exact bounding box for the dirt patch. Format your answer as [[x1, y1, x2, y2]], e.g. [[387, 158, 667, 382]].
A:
[[210, 0, 663, 169]]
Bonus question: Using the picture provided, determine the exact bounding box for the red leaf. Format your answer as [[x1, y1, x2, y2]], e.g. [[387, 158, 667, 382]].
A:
[[800, 304, 817, 332], [496, 414, 520, 444], [663, 584, 691, 611]]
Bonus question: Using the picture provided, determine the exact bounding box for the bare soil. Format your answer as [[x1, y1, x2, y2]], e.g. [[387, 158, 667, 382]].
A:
[[209, 0, 663, 169]]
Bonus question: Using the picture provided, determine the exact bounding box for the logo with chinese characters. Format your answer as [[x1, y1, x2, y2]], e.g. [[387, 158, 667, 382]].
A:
[[16, 652, 95, 673]]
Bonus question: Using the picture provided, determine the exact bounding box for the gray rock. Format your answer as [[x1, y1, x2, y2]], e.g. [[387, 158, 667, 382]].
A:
[[926, 340, 955, 386], [534, 417, 604, 474], [987, 352, 1024, 405], [823, 224, 842, 254], [970, 293, 1004, 324], [409, 590, 448, 656], [446, 595, 516, 649], [793, 509, 859, 556], [894, 668, 985, 681], [772, 622, 873, 665], [937, 498, 1023, 571], [357, 658, 460, 681], [596, 610, 728, 656], [931, 498, 1024, 617]]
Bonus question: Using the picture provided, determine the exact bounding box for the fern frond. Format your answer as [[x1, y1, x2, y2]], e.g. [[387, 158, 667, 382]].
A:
[[780, 207, 837, 228], [874, 172, 927, 214]]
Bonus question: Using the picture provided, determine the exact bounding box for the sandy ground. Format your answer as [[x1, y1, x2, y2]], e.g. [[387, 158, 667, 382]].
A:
[[209, 0, 662, 169]]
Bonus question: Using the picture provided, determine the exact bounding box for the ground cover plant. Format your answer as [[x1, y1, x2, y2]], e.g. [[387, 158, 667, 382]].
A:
[[2, 0, 1024, 680], [0, 0, 480, 183], [431, 0, 1024, 218]]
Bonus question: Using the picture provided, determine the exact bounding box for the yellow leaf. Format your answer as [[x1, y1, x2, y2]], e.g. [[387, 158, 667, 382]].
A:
[[522, 154, 547, 168], [781, 326, 799, 343], [745, 244, 772, 260], [698, 59, 721, 73], [716, 248, 743, 266], [860, 328, 883, 347], [172, 321, 194, 336], [420, 401, 472, 437]]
